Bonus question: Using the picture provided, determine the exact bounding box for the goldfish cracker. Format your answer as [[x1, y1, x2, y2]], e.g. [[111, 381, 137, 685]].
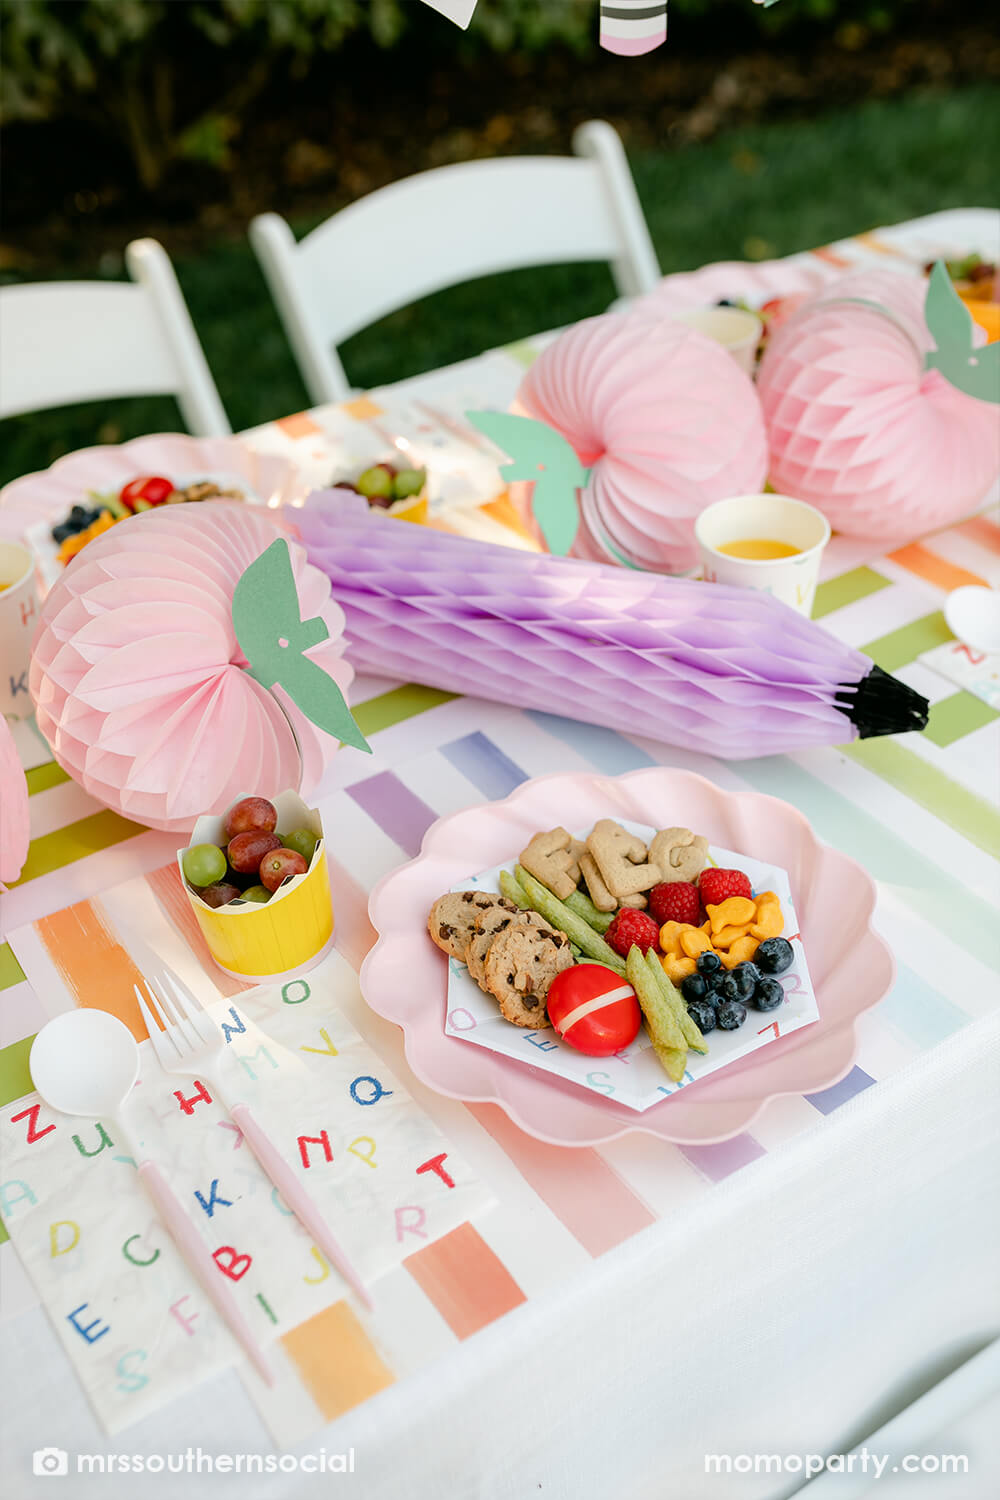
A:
[[706, 897, 756, 935], [661, 951, 696, 983], [658, 921, 699, 956], [753, 891, 780, 910], [711, 924, 753, 949], [720, 935, 760, 969], [751, 904, 784, 940], [679, 926, 712, 959]]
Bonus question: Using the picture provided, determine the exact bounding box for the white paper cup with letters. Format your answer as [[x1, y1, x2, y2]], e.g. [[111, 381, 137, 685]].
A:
[[695, 494, 831, 617], [0, 542, 38, 721]]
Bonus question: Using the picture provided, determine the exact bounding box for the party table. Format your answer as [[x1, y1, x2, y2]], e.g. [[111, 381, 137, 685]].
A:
[[2, 210, 999, 1500]]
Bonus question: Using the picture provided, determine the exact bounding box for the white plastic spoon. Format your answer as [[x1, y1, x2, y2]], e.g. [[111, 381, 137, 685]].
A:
[[29, 1009, 274, 1385]]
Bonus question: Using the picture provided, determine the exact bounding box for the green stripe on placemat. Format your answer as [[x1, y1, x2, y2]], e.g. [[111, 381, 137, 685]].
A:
[[812, 566, 892, 619], [25, 761, 71, 795], [354, 684, 457, 736], [923, 692, 1000, 749], [13, 809, 146, 885], [500, 339, 541, 369], [0, 944, 26, 991], [841, 738, 1000, 859], [861, 611, 953, 673], [0, 1035, 35, 1108]]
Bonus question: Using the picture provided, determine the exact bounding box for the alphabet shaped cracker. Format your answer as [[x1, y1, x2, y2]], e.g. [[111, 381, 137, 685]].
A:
[[519, 827, 582, 901], [578, 851, 618, 913], [648, 827, 709, 884], [587, 819, 661, 900]]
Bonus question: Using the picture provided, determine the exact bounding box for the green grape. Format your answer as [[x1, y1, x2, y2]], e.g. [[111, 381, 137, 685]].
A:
[[240, 885, 271, 903], [392, 467, 425, 500], [357, 465, 393, 499], [182, 843, 227, 887], [280, 827, 318, 864]]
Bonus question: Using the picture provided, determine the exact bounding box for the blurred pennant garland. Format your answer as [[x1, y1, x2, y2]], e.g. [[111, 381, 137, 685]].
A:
[[419, 1, 781, 56]]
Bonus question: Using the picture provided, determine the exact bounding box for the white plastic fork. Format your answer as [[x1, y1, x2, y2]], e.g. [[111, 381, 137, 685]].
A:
[[135, 972, 372, 1309]]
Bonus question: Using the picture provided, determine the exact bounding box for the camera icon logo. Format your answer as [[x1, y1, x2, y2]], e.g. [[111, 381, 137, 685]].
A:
[[33, 1449, 69, 1477]]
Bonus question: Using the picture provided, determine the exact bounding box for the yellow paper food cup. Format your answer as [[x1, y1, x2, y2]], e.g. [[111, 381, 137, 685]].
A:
[[179, 790, 333, 981]]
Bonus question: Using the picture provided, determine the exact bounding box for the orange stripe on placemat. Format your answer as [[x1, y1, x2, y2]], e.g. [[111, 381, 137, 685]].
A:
[[480, 491, 542, 546], [886, 543, 987, 593], [854, 232, 901, 257], [956, 516, 1000, 554], [325, 853, 377, 972], [34, 900, 148, 1041], [281, 1301, 394, 1420], [467, 1102, 656, 1257], [812, 245, 851, 268], [275, 411, 321, 439], [143, 864, 252, 999], [404, 1221, 525, 1339]]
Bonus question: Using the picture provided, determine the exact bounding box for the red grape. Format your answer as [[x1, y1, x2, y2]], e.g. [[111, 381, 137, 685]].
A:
[[228, 829, 281, 873], [259, 847, 308, 892], [196, 881, 242, 909], [224, 796, 278, 839]]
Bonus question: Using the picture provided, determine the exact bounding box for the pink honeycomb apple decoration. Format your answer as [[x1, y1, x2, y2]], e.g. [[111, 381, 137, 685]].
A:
[[757, 269, 999, 539], [29, 502, 355, 833]]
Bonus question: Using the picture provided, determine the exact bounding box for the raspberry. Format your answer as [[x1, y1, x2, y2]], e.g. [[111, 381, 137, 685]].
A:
[[648, 882, 701, 927], [605, 908, 660, 959], [698, 867, 752, 906]]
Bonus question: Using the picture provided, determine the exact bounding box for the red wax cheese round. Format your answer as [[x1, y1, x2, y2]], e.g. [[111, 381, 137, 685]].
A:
[[545, 964, 642, 1056]]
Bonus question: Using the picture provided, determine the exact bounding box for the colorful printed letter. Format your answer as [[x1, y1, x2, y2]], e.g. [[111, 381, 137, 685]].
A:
[[416, 1153, 455, 1189], [194, 1179, 233, 1218], [174, 1081, 213, 1115], [68, 1303, 110, 1344], [213, 1246, 252, 1281], [10, 1103, 56, 1144], [298, 1131, 333, 1169]]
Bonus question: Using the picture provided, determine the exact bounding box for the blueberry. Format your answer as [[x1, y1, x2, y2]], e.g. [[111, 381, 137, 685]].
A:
[[717, 972, 741, 1003], [681, 972, 709, 1004], [696, 950, 722, 976], [686, 999, 717, 1035], [729, 962, 760, 1000], [752, 977, 784, 1012], [51, 523, 72, 543], [755, 938, 793, 975], [716, 999, 747, 1031], [69, 504, 89, 521]]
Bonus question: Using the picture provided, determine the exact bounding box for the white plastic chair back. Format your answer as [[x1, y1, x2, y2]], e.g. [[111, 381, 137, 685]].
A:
[[250, 120, 660, 404], [0, 238, 230, 435]]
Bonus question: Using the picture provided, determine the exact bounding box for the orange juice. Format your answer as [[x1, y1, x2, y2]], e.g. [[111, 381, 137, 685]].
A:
[[717, 539, 801, 561]]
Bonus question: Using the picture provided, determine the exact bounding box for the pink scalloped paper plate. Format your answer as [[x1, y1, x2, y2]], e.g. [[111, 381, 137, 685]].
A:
[[0, 433, 305, 575], [362, 769, 894, 1147]]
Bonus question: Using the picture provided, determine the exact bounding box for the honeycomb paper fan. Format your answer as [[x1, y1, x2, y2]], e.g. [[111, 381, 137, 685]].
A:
[[758, 269, 999, 537], [299, 493, 928, 760], [515, 311, 767, 570], [29, 501, 360, 832]]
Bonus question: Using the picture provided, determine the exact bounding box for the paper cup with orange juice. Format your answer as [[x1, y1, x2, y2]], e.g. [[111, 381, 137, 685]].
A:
[[179, 790, 333, 981], [695, 494, 831, 618]]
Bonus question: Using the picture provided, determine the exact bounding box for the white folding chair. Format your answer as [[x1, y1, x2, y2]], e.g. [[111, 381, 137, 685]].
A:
[[250, 119, 660, 405], [0, 238, 230, 435]]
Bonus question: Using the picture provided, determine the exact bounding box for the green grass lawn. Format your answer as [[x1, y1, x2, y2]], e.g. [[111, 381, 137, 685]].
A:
[[2, 85, 998, 489]]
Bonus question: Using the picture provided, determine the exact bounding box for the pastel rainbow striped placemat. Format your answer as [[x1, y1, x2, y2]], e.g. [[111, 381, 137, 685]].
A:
[[2, 502, 997, 1441]]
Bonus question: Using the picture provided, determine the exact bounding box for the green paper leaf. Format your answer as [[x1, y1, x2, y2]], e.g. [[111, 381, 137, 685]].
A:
[[232, 539, 371, 755], [924, 259, 1000, 404], [465, 409, 589, 556]]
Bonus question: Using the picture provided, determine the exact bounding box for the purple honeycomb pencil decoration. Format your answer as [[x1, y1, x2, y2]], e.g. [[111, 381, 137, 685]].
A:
[[298, 491, 930, 763]]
